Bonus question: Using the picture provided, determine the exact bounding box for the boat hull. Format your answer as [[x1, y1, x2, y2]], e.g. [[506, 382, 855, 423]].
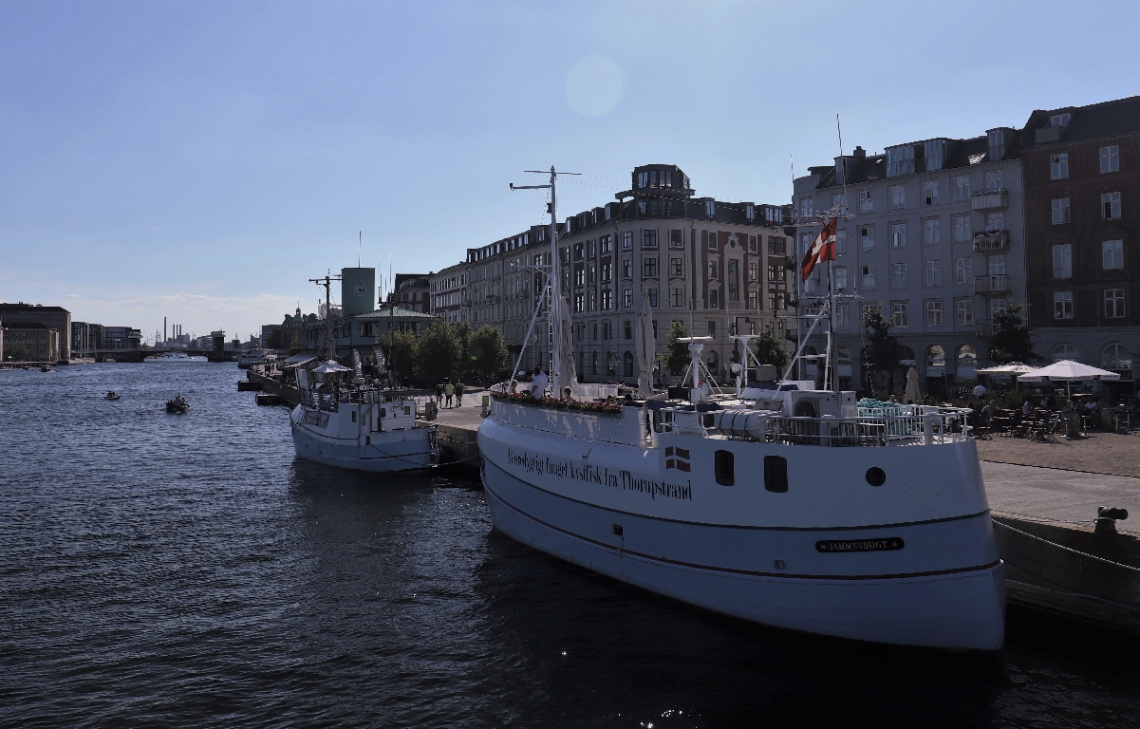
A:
[[478, 413, 1005, 650]]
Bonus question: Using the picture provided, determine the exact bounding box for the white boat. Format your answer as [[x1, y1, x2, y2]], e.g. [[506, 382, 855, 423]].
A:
[[146, 352, 207, 362], [289, 275, 438, 474], [237, 349, 266, 369], [477, 169, 1005, 651]]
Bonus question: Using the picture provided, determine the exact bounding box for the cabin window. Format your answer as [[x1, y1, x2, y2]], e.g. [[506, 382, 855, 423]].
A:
[[715, 450, 735, 486], [351, 411, 357, 423], [764, 455, 788, 493]]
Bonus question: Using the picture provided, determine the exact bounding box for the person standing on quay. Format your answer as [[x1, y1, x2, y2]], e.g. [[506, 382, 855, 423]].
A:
[[436, 382, 444, 407], [455, 381, 464, 407], [445, 380, 455, 408]]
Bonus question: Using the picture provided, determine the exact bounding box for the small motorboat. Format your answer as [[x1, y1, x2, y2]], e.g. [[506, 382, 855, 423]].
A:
[[165, 395, 189, 414], [105, 391, 121, 401]]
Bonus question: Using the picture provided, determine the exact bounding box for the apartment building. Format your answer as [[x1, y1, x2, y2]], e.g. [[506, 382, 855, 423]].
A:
[[1020, 96, 1139, 382], [793, 129, 1026, 393], [454, 164, 792, 384], [429, 262, 468, 324]]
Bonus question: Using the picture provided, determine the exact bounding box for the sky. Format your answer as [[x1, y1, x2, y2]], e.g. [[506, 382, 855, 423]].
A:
[[2, 0, 1138, 344]]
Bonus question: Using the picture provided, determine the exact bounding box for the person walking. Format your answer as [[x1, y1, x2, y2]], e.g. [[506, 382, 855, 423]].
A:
[[455, 381, 464, 407], [435, 382, 444, 407], [445, 380, 455, 408]]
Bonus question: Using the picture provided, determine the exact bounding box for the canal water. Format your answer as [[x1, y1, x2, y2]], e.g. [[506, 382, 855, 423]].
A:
[[1, 363, 1138, 728]]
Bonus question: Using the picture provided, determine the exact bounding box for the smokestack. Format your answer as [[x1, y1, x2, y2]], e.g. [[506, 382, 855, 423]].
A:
[[164, 317, 167, 345]]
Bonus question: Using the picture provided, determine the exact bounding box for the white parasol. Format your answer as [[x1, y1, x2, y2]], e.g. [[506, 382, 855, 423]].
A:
[[976, 362, 1038, 376], [635, 290, 656, 398], [312, 359, 351, 374], [904, 366, 920, 404], [1017, 360, 1121, 398]]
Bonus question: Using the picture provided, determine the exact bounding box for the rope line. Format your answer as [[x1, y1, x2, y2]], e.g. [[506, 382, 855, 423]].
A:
[[992, 518, 1140, 574]]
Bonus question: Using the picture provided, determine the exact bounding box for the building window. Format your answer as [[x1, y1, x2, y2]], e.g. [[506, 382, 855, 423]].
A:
[[706, 200, 716, 218], [727, 260, 740, 301], [709, 289, 719, 308], [1103, 240, 1124, 270], [1053, 244, 1072, 279], [1050, 153, 1069, 180], [1102, 192, 1121, 219], [886, 146, 915, 177], [891, 301, 909, 328], [890, 222, 907, 248], [835, 229, 847, 255], [835, 303, 849, 329], [601, 261, 612, 282], [985, 169, 1003, 190], [953, 214, 971, 242], [622, 259, 632, 278], [988, 130, 1005, 161], [859, 226, 875, 250], [1052, 198, 1070, 224], [923, 180, 939, 205], [648, 287, 659, 307], [926, 300, 943, 327], [643, 230, 658, 248], [1101, 145, 1120, 174], [890, 185, 905, 210], [600, 235, 611, 254], [834, 266, 848, 291], [953, 175, 970, 201], [669, 257, 684, 277], [924, 260, 941, 287], [574, 293, 584, 313], [1052, 343, 1080, 361], [1105, 289, 1126, 318], [671, 287, 684, 307], [858, 190, 873, 213], [747, 261, 758, 281], [707, 260, 718, 279], [623, 289, 633, 308], [707, 231, 718, 250], [1054, 291, 1073, 320], [956, 299, 974, 326], [1102, 343, 1132, 370], [1050, 113, 1071, 127], [924, 218, 940, 245], [643, 257, 658, 277], [748, 235, 757, 253], [601, 289, 612, 310], [768, 236, 786, 255], [891, 262, 907, 289], [748, 290, 758, 309], [745, 204, 755, 221], [861, 265, 876, 290], [622, 231, 633, 249], [669, 229, 683, 248]]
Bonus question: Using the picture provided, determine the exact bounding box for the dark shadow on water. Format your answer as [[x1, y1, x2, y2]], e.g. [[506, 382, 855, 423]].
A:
[[470, 531, 1016, 729]]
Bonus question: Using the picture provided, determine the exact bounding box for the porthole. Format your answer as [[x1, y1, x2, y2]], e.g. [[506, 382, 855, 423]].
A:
[[866, 467, 886, 487], [764, 455, 788, 493]]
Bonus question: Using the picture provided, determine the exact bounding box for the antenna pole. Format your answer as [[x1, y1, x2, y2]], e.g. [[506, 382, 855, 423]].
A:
[[310, 271, 342, 362]]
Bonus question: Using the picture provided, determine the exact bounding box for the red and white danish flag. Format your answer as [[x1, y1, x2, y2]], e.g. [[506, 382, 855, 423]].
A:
[[665, 446, 691, 472], [800, 217, 837, 282]]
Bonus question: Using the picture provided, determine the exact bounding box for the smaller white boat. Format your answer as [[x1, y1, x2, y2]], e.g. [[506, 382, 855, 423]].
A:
[[237, 350, 266, 369], [146, 352, 206, 363]]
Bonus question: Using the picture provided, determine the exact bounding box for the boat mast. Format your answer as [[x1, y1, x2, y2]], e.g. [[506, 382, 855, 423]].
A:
[[310, 271, 342, 362], [511, 166, 579, 396]]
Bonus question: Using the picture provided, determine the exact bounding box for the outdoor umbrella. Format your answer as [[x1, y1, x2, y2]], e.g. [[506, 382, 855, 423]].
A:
[[976, 362, 1038, 376], [1017, 360, 1121, 398], [312, 360, 351, 374], [904, 366, 920, 404]]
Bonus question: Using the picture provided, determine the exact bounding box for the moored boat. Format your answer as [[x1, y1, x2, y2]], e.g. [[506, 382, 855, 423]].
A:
[[237, 349, 266, 369], [477, 168, 1005, 651], [289, 274, 438, 474]]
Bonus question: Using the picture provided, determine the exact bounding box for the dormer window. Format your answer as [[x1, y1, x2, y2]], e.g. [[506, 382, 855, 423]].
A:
[[745, 204, 755, 220], [1050, 113, 1071, 127], [706, 200, 716, 218], [987, 129, 1005, 160], [924, 140, 945, 172], [886, 146, 915, 177]]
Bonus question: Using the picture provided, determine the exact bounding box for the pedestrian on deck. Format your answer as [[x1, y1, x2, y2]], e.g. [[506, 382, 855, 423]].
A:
[[455, 381, 464, 407], [530, 366, 548, 399], [445, 381, 455, 408]]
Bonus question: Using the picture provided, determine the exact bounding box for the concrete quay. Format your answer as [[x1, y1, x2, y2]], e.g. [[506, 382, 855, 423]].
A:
[[244, 368, 1140, 634]]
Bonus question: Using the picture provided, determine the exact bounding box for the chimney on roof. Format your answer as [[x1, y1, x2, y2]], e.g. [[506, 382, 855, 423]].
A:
[[853, 146, 866, 158]]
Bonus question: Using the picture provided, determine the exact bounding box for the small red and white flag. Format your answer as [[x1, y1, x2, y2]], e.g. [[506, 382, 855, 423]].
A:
[[800, 217, 837, 282]]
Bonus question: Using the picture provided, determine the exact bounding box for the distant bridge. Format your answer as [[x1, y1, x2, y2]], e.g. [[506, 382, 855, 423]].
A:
[[73, 348, 232, 363]]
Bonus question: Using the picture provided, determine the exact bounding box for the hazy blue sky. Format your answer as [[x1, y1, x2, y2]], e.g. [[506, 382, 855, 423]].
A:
[[2, 0, 1137, 342]]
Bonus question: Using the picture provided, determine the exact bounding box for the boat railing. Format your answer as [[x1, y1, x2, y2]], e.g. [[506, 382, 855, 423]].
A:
[[299, 387, 339, 413], [653, 405, 970, 446]]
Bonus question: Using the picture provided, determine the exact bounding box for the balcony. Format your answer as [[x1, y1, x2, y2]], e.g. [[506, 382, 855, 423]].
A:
[[973, 274, 1012, 295], [974, 319, 994, 338], [971, 188, 1008, 210], [973, 230, 1010, 252]]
